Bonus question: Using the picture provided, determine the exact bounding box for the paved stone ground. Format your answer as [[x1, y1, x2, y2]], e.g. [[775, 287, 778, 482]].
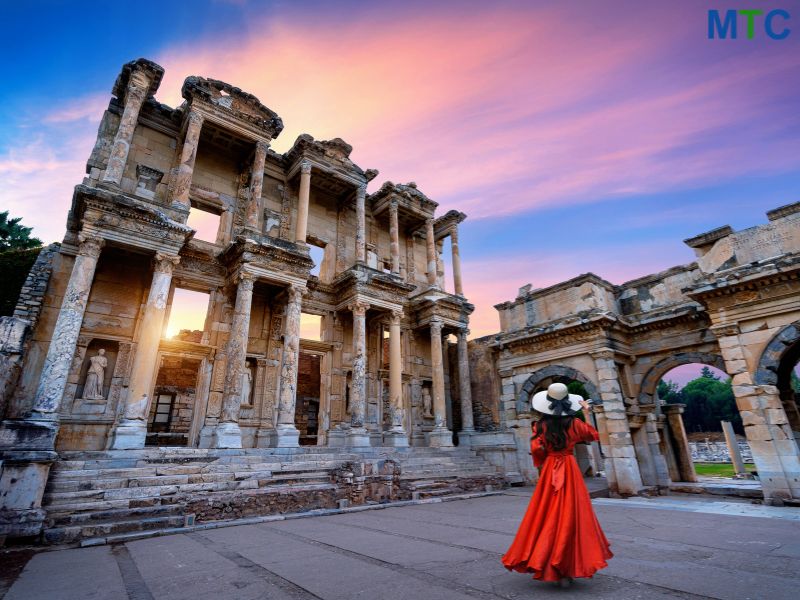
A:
[[2, 489, 799, 600]]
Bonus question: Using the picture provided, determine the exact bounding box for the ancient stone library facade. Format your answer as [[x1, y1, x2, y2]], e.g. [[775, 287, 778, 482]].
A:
[[0, 59, 510, 544], [471, 203, 800, 503]]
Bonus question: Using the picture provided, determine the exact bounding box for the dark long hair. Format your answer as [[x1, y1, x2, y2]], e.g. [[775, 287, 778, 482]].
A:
[[532, 414, 574, 451]]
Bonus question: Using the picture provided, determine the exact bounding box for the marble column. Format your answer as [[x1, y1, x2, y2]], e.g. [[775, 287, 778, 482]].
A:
[[347, 300, 371, 446], [591, 350, 643, 495], [384, 310, 407, 446], [245, 141, 269, 234], [450, 226, 464, 296], [295, 160, 311, 244], [171, 109, 204, 210], [103, 70, 150, 186], [276, 285, 304, 447], [425, 218, 437, 287], [111, 253, 180, 449], [722, 420, 747, 476], [30, 236, 105, 436], [389, 200, 400, 275], [213, 272, 256, 448], [663, 404, 697, 482], [355, 184, 366, 264], [428, 318, 453, 447], [712, 323, 800, 502], [456, 328, 475, 445]]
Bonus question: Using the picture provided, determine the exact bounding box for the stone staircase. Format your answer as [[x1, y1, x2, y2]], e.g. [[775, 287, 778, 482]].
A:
[[41, 446, 505, 546]]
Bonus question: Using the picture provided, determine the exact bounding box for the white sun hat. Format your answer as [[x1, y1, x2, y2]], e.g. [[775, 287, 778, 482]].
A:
[[531, 382, 583, 416]]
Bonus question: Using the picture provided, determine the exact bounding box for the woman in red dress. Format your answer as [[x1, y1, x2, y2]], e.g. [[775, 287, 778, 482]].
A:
[[502, 382, 613, 587]]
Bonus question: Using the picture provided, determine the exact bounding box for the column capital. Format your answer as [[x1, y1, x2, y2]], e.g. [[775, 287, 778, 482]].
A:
[[348, 300, 370, 316], [236, 271, 257, 291], [356, 183, 367, 197], [77, 235, 105, 259], [389, 199, 399, 212], [153, 252, 180, 274], [590, 349, 616, 361], [390, 310, 403, 325], [449, 225, 459, 242], [429, 317, 444, 335], [255, 140, 270, 155], [457, 327, 470, 340], [186, 109, 204, 128], [300, 160, 312, 174], [287, 284, 304, 304]]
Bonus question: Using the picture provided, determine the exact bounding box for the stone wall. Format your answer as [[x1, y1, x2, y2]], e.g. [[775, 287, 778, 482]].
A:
[[690, 441, 754, 463]]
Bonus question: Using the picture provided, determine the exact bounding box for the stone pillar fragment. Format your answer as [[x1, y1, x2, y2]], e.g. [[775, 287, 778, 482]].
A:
[[384, 310, 407, 446], [428, 318, 453, 447], [245, 141, 269, 234], [662, 404, 697, 482], [276, 285, 304, 447], [213, 272, 256, 448], [592, 351, 643, 495], [171, 110, 204, 210], [389, 200, 400, 275], [347, 301, 371, 446], [295, 161, 311, 243], [713, 324, 800, 501], [456, 328, 475, 445], [722, 419, 747, 476], [450, 226, 464, 296], [425, 219, 437, 287], [31, 236, 104, 435], [355, 185, 366, 264], [103, 70, 151, 186], [111, 253, 180, 449]]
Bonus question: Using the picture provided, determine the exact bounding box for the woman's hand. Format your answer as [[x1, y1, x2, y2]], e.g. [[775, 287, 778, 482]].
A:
[[579, 399, 591, 413]]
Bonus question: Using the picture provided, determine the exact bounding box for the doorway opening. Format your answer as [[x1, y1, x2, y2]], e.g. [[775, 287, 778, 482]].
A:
[[146, 356, 202, 446], [295, 352, 321, 446]]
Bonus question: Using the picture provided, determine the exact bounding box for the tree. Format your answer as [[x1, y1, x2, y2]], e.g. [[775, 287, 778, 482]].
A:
[[657, 379, 683, 404], [681, 372, 741, 434], [791, 370, 800, 394], [0, 211, 41, 251]]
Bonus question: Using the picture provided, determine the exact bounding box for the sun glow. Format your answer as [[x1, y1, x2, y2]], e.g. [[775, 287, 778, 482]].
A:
[[165, 288, 211, 339]]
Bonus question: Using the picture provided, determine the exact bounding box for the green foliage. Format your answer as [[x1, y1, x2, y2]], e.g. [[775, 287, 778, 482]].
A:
[[0, 247, 42, 316], [0, 211, 41, 251], [791, 370, 800, 394], [658, 368, 741, 434], [567, 380, 589, 399], [693, 462, 756, 477]]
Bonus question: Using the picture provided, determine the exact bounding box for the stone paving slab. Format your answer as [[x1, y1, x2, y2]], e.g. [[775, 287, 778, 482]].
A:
[[3, 489, 800, 599]]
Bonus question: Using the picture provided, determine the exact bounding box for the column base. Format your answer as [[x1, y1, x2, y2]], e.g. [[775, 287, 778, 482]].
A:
[[275, 424, 300, 448], [255, 428, 276, 448], [327, 427, 346, 447], [346, 427, 371, 448], [110, 420, 147, 450], [457, 429, 475, 447], [428, 427, 454, 448], [213, 422, 243, 449], [0, 449, 57, 540], [383, 429, 409, 447], [1, 418, 59, 451]]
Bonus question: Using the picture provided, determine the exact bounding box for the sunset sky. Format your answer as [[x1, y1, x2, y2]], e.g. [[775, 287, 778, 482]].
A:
[[2, 1, 799, 385]]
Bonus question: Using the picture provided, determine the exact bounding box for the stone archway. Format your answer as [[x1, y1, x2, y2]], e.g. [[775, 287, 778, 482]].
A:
[[755, 320, 800, 438], [515, 365, 599, 415], [638, 352, 727, 406]]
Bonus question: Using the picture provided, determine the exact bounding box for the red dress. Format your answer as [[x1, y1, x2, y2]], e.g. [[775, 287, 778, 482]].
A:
[[502, 418, 612, 582]]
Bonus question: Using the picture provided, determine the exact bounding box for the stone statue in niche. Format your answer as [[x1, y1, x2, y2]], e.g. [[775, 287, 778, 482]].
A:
[[83, 349, 107, 400], [422, 386, 433, 418], [241, 363, 253, 406]]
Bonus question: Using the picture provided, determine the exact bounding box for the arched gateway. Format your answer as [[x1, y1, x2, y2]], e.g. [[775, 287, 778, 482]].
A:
[[475, 205, 800, 501]]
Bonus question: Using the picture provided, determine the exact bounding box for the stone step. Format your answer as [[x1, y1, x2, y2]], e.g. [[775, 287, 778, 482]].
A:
[[43, 514, 187, 545], [47, 504, 184, 526]]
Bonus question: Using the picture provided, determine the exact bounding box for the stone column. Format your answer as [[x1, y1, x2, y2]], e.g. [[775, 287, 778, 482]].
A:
[[171, 109, 204, 210], [276, 285, 304, 447], [295, 160, 311, 244], [355, 184, 366, 264], [644, 409, 671, 487], [663, 404, 697, 482], [29, 236, 104, 440], [389, 200, 400, 275], [213, 272, 256, 448], [712, 323, 800, 502], [425, 218, 437, 287], [428, 318, 453, 447], [592, 350, 643, 495], [722, 420, 747, 476], [346, 301, 371, 446], [111, 252, 180, 449], [103, 70, 150, 186], [456, 328, 475, 446], [450, 226, 464, 296], [245, 141, 269, 234], [384, 310, 407, 446]]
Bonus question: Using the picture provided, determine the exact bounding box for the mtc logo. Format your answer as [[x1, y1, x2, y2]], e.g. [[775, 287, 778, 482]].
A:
[[708, 9, 791, 39]]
